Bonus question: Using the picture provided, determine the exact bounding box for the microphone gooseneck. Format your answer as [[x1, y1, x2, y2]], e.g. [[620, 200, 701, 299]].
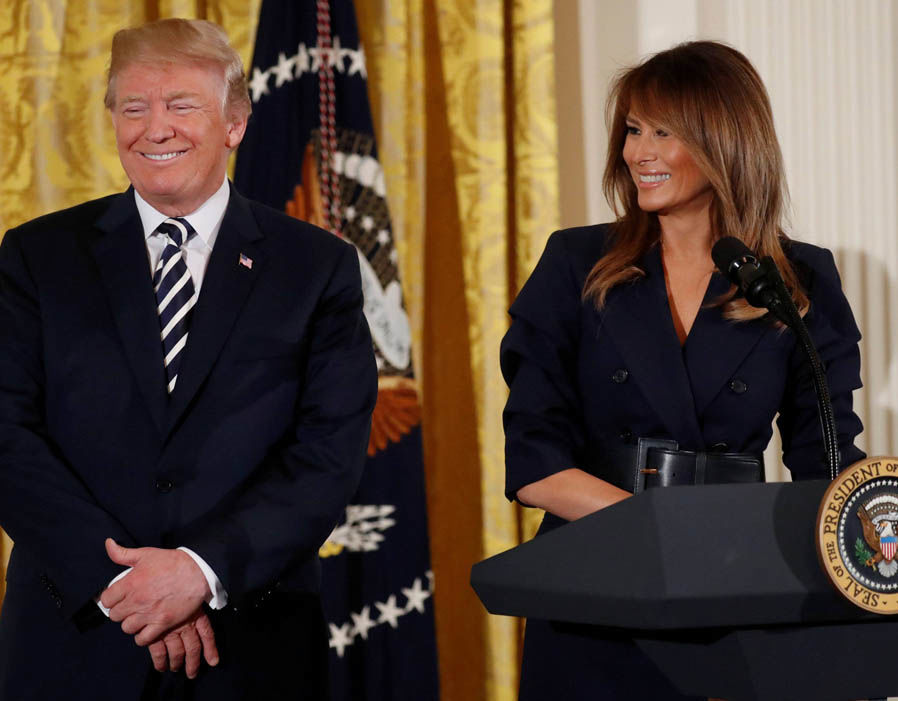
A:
[[711, 237, 841, 480]]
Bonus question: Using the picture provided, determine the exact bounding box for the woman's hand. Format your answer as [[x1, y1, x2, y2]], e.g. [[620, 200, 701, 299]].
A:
[[516, 468, 631, 521]]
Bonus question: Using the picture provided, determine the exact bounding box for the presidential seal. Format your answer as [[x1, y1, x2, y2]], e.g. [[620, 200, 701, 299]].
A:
[[816, 456, 898, 613]]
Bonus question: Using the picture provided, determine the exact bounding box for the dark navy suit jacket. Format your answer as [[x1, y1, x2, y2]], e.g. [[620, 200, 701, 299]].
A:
[[503, 224, 865, 503], [0, 185, 377, 698], [502, 224, 865, 700]]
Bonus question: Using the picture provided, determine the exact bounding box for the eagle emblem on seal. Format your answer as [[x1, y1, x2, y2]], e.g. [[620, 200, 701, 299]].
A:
[[857, 495, 898, 577]]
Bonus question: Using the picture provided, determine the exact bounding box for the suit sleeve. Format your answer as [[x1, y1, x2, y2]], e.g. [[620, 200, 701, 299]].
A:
[[777, 247, 865, 479], [0, 227, 136, 618], [180, 241, 377, 600], [501, 232, 587, 502]]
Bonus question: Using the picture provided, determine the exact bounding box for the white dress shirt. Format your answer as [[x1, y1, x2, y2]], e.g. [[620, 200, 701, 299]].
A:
[[97, 179, 231, 615], [136, 176, 230, 292]]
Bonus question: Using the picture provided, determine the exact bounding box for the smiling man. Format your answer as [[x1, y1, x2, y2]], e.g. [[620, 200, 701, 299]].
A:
[[0, 18, 376, 700]]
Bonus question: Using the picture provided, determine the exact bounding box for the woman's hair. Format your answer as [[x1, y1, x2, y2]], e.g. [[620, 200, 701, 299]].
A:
[[583, 40, 808, 320], [104, 18, 251, 121]]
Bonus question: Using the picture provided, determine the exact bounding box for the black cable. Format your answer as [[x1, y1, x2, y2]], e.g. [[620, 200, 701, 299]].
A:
[[763, 260, 841, 480]]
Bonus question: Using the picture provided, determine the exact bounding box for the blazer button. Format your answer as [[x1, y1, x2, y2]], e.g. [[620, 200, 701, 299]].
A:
[[155, 478, 174, 493], [612, 368, 629, 384], [710, 442, 729, 452], [729, 378, 748, 395], [619, 428, 633, 441]]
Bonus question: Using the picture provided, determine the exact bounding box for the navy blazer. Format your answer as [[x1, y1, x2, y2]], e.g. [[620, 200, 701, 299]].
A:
[[502, 224, 865, 507], [0, 185, 376, 697]]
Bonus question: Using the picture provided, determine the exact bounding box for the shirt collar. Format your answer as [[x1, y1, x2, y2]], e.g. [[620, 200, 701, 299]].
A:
[[134, 177, 230, 250]]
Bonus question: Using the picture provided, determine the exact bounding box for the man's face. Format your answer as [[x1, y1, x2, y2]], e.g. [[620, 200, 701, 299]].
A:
[[109, 61, 247, 216]]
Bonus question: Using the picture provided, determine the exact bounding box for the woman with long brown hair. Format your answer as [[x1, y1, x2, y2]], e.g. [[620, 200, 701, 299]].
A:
[[501, 41, 864, 699]]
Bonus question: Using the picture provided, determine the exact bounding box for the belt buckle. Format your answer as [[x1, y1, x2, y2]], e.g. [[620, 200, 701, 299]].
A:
[[634, 437, 679, 494]]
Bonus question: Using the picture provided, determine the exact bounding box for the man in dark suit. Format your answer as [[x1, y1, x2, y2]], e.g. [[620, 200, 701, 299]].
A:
[[0, 18, 376, 700]]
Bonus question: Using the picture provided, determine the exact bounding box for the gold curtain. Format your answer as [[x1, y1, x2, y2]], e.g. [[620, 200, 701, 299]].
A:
[[0, 2, 558, 699], [359, 2, 559, 699]]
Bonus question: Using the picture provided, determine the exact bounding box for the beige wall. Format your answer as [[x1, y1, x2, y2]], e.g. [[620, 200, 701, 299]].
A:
[[554, 0, 637, 229]]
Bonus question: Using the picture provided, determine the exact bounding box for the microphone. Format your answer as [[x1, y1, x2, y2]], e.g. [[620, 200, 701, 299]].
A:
[[711, 236, 785, 312]]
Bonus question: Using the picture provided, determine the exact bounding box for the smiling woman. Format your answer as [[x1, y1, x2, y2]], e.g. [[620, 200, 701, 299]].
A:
[[585, 41, 807, 322], [502, 40, 866, 700]]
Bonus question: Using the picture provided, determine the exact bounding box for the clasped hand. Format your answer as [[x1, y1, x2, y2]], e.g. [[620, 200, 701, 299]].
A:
[[99, 538, 220, 678]]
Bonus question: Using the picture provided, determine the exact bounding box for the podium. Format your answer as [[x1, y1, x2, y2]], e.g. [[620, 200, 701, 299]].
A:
[[471, 481, 898, 701]]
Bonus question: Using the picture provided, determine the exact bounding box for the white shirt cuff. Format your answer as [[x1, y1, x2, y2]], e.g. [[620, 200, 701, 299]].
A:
[[178, 546, 228, 610], [95, 567, 131, 616]]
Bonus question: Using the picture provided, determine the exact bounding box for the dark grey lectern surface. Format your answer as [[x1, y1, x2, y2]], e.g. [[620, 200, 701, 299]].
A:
[[471, 481, 898, 701]]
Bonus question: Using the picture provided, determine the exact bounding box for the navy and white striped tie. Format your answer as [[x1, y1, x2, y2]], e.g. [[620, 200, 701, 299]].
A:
[[153, 217, 197, 394]]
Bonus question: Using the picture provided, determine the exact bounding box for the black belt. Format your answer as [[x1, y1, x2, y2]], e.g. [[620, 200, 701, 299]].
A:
[[601, 437, 765, 494]]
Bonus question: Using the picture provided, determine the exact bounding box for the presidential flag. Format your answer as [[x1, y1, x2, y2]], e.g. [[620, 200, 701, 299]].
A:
[[234, 2, 439, 699]]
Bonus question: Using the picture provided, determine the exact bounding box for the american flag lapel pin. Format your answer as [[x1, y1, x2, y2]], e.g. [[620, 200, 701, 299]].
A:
[[238, 253, 253, 270]]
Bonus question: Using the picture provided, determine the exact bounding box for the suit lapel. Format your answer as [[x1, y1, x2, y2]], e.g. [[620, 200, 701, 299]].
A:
[[600, 246, 705, 448], [166, 188, 267, 433], [92, 189, 168, 436], [685, 274, 773, 416]]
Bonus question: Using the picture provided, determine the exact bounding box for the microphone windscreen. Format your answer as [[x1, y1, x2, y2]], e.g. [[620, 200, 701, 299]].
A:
[[711, 236, 755, 275]]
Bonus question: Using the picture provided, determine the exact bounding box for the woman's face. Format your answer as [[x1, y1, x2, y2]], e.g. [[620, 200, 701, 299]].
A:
[[622, 113, 712, 219]]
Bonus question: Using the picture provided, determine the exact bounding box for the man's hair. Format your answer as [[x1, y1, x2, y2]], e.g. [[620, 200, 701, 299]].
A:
[[583, 40, 808, 321], [104, 18, 251, 119]]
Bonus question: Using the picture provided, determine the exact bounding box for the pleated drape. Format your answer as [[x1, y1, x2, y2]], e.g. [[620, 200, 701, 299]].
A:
[[359, 2, 559, 698], [0, 2, 558, 698]]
